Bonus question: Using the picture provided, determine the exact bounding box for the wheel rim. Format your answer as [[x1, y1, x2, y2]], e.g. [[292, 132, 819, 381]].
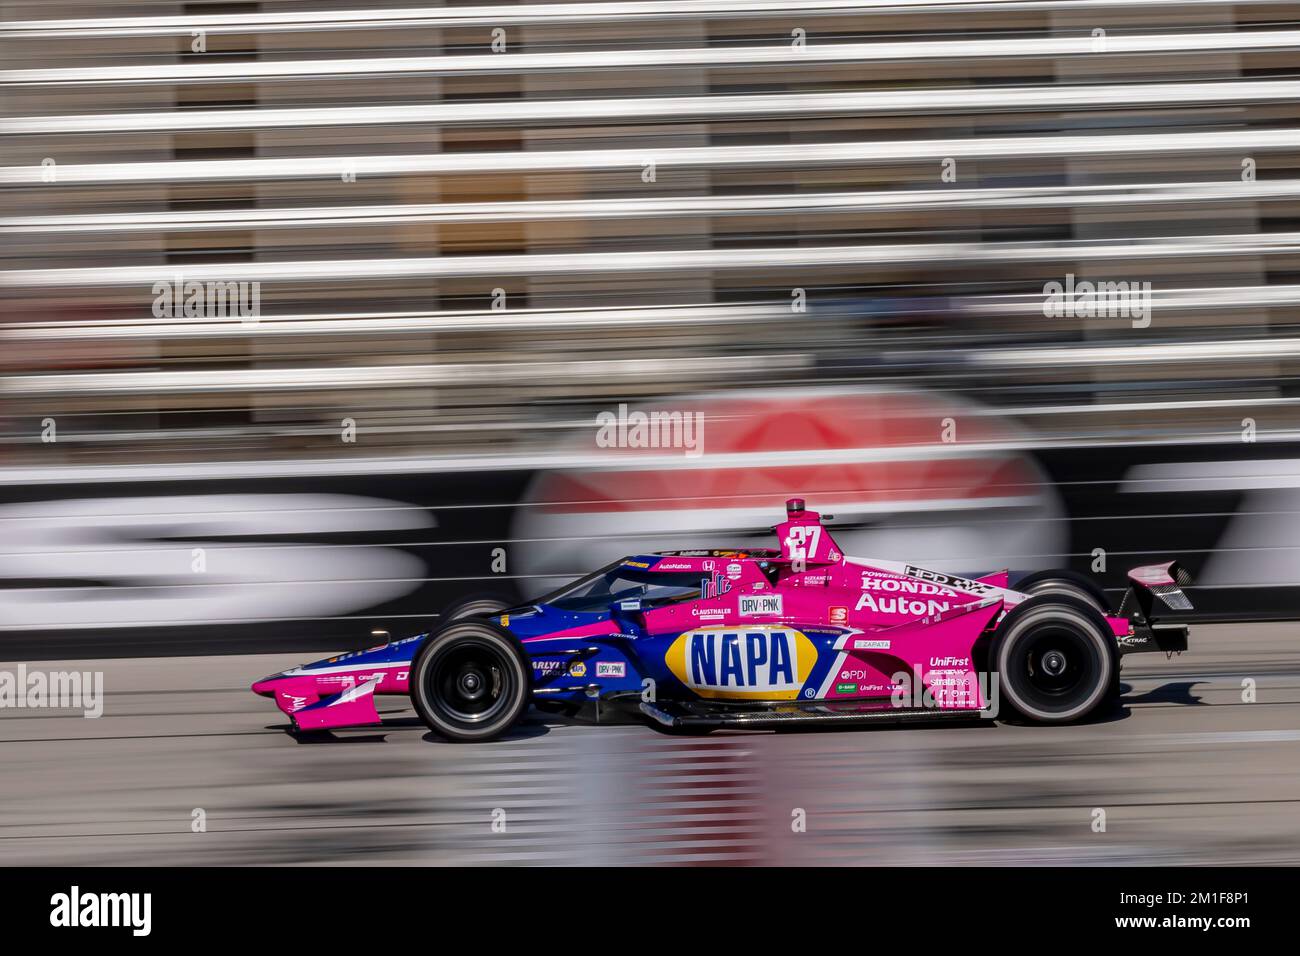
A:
[[1024, 631, 1085, 695], [429, 640, 517, 724], [1004, 616, 1106, 715]]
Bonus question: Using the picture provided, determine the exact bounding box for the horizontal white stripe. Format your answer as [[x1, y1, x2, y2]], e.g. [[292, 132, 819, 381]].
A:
[[0, 353, 808, 395], [970, 283, 1300, 315], [1138, 730, 1300, 745], [979, 337, 1300, 368], [2, 1, 1275, 38], [283, 660, 411, 678], [9, 30, 1300, 85], [11, 80, 1300, 134], [4, 431, 1300, 486], [1122, 459, 1300, 493], [0, 303, 784, 340], [5, 129, 1298, 186], [7, 231, 1300, 288], [9, 181, 1300, 235]]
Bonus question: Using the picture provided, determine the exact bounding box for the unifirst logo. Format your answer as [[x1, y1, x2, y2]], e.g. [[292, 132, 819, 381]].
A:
[[666, 627, 816, 700]]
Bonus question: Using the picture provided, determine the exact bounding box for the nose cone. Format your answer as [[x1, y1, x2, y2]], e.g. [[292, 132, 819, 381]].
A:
[[251, 672, 286, 697]]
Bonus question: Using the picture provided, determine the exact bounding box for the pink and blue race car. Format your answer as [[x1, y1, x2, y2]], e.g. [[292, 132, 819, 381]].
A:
[[253, 498, 1192, 741]]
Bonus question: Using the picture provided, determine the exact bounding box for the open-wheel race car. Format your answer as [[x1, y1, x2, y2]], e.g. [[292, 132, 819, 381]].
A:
[[253, 498, 1192, 741]]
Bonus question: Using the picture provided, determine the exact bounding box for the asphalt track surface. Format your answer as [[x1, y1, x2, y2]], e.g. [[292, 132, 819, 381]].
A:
[[1, 623, 1298, 866]]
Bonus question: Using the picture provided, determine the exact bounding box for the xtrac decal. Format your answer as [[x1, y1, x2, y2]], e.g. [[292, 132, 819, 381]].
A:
[[665, 627, 817, 700]]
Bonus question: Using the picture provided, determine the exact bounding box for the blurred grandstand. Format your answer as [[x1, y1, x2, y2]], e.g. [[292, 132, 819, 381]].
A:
[[3, 0, 1300, 651]]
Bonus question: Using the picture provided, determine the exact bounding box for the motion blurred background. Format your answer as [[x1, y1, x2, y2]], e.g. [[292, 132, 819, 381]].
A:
[[3, 0, 1300, 654]]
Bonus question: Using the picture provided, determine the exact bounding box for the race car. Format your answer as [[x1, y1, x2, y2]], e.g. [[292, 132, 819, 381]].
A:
[[252, 498, 1192, 741]]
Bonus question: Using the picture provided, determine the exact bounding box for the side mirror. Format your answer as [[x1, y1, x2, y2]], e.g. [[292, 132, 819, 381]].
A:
[[610, 600, 646, 633]]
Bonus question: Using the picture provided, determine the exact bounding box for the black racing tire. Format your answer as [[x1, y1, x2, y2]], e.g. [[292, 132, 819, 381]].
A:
[[442, 594, 513, 622], [991, 596, 1118, 724], [1013, 569, 1112, 615], [410, 621, 532, 742]]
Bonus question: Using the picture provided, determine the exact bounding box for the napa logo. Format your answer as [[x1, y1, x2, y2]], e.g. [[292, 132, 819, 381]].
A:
[[666, 627, 817, 700]]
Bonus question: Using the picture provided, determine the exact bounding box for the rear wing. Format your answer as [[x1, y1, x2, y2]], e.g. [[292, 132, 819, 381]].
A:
[[1116, 561, 1193, 657], [1120, 561, 1194, 617]]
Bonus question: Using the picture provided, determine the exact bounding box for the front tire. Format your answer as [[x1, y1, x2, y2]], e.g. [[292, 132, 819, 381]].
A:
[[992, 597, 1117, 723], [442, 594, 512, 621], [410, 621, 531, 742]]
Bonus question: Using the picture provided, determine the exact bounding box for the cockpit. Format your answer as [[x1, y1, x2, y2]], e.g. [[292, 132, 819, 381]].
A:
[[541, 560, 712, 613]]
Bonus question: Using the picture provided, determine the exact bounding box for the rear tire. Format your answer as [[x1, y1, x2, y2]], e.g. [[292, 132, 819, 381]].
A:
[[992, 596, 1117, 723], [1014, 570, 1112, 615], [410, 621, 531, 742]]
